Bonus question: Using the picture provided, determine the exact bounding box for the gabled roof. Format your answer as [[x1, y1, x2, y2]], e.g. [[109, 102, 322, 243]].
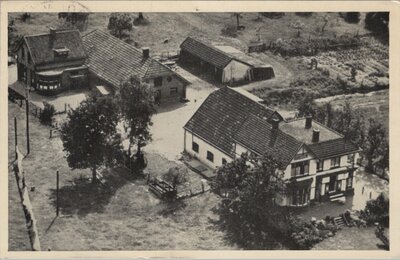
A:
[[21, 30, 86, 65], [233, 115, 303, 168], [82, 30, 189, 89], [184, 87, 279, 156], [307, 138, 359, 159], [180, 37, 233, 69]]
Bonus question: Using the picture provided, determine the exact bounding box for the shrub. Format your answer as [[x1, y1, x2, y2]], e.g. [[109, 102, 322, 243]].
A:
[[260, 12, 285, 19], [39, 102, 55, 126], [20, 13, 31, 22], [362, 193, 389, 227], [162, 166, 189, 187], [342, 12, 361, 23], [295, 12, 312, 17]]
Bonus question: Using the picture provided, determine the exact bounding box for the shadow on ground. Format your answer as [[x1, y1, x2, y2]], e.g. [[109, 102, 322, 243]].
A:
[[49, 166, 141, 217]]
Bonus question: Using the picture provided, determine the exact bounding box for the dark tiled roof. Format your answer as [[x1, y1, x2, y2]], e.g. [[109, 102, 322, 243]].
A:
[[307, 138, 359, 159], [280, 118, 342, 144], [233, 115, 303, 168], [82, 30, 187, 88], [180, 37, 233, 69], [23, 30, 86, 65], [184, 87, 278, 156]]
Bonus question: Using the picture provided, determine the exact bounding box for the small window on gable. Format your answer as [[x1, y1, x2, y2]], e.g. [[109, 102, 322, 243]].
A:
[[207, 151, 214, 162], [170, 87, 178, 96], [154, 76, 163, 87], [167, 76, 172, 82], [222, 158, 227, 165], [192, 142, 199, 153]]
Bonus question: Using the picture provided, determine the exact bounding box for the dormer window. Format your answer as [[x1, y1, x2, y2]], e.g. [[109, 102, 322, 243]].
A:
[[53, 47, 70, 57]]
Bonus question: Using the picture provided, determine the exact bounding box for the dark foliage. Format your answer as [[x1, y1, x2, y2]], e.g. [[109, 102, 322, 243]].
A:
[[342, 12, 361, 23], [60, 97, 123, 183], [361, 193, 389, 227], [119, 76, 156, 157], [108, 13, 133, 39], [365, 12, 389, 34], [221, 24, 238, 38], [39, 102, 55, 126], [260, 12, 285, 19], [19, 13, 31, 22], [295, 12, 313, 17]]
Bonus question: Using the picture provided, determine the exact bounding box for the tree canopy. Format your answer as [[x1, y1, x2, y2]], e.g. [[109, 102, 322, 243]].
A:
[[108, 13, 133, 39], [214, 153, 292, 249], [60, 97, 123, 183], [119, 76, 156, 158]]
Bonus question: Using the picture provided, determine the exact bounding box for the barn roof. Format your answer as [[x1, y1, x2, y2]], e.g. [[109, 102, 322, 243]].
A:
[[184, 87, 279, 156], [180, 37, 233, 69], [21, 30, 86, 66], [233, 115, 303, 168], [82, 30, 189, 88]]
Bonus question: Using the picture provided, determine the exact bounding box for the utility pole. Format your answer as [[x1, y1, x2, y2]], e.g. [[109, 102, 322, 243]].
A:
[[25, 70, 30, 155], [56, 170, 59, 216], [14, 117, 18, 160]]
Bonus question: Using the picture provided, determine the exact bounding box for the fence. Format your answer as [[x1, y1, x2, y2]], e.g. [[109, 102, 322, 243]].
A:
[[13, 146, 41, 251]]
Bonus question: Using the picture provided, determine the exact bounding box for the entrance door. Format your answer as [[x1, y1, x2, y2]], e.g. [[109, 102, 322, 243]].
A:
[[329, 176, 336, 192], [155, 90, 161, 105]]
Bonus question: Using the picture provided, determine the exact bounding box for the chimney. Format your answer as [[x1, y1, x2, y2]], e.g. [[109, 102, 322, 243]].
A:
[[305, 114, 312, 129], [312, 128, 320, 143], [49, 27, 56, 47], [142, 47, 150, 58], [271, 118, 280, 130]]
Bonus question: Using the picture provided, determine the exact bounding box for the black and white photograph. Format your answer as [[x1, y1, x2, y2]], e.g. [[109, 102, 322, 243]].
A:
[[2, 1, 397, 257]]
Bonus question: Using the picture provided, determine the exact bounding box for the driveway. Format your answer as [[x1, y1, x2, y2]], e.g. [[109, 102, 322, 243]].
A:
[[145, 67, 216, 161]]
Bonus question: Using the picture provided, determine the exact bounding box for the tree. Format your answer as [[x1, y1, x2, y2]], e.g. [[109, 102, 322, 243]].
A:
[[320, 15, 329, 34], [58, 12, 89, 31], [39, 102, 55, 126], [297, 93, 317, 118], [214, 153, 292, 249], [119, 76, 156, 159], [60, 97, 123, 183], [108, 13, 133, 39], [291, 20, 305, 37], [364, 119, 387, 172], [365, 12, 389, 34], [364, 193, 389, 227], [343, 12, 361, 23]]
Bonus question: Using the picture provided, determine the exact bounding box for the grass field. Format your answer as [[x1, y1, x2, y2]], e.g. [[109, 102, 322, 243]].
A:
[[8, 101, 235, 250]]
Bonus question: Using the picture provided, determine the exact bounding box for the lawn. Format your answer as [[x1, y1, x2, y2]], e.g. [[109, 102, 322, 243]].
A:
[[7, 100, 235, 250]]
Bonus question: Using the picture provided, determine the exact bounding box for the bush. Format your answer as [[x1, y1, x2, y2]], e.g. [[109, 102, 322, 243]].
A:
[[361, 193, 389, 227], [20, 13, 31, 22], [342, 12, 361, 23], [260, 12, 285, 19], [162, 166, 189, 187], [39, 102, 55, 126]]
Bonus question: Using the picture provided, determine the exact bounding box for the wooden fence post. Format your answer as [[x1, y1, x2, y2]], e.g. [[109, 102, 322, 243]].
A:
[[49, 129, 52, 139], [14, 117, 18, 160]]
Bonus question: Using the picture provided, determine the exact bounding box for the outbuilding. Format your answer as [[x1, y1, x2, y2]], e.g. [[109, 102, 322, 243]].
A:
[[179, 37, 274, 84]]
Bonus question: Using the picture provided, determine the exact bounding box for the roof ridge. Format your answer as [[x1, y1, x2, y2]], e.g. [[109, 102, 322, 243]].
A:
[[185, 36, 234, 61], [227, 87, 276, 115], [312, 120, 345, 138]]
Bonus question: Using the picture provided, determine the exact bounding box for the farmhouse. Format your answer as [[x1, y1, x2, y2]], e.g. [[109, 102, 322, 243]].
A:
[[14, 28, 88, 95], [183, 87, 360, 206], [179, 36, 274, 84], [82, 30, 190, 103]]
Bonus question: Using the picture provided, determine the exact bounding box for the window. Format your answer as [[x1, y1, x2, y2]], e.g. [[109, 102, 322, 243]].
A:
[[347, 154, 355, 164], [170, 87, 178, 96], [316, 159, 324, 172], [222, 158, 227, 165], [291, 161, 309, 177], [347, 171, 354, 189], [154, 77, 163, 87], [167, 76, 172, 82], [291, 187, 310, 206], [206, 151, 214, 162], [331, 157, 341, 168], [192, 142, 199, 153]]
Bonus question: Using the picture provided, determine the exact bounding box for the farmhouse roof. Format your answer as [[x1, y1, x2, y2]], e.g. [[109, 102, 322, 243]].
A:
[[280, 118, 342, 144], [82, 30, 189, 89], [21, 30, 86, 65], [307, 138, 359, 159], [184, 87, 280, 156], [180, 37, 233, 69], [233, 115, 303, 168]]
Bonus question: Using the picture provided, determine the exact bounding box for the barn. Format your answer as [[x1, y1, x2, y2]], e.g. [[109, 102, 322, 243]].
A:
[[179, 37, 274, 84], [82, 30, 190, 104]]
